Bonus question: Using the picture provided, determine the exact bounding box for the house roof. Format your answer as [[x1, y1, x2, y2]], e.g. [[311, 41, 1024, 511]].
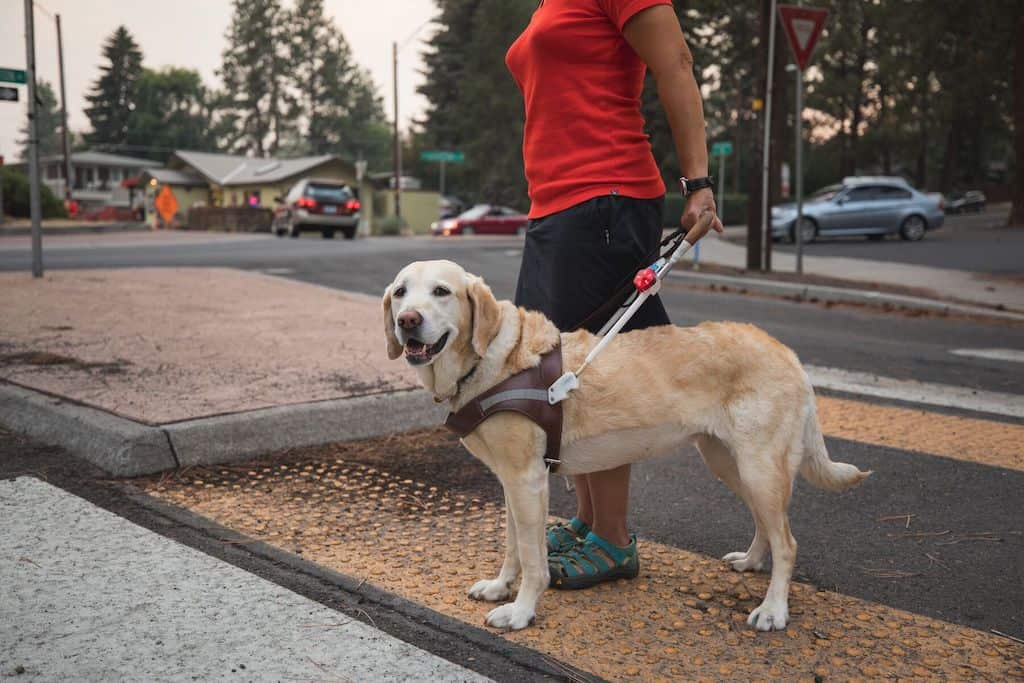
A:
[[171, 150, 344, 187], [38, 151, 163, 168], [141, 168, 206, 186]]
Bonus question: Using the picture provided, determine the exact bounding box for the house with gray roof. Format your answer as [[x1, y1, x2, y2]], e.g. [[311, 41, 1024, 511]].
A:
[[11, 151, 163, 209]]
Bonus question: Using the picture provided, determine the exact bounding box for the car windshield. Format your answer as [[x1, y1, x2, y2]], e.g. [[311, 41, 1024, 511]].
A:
[[807, 184, 842, 203], [305, 183, 353, 203], [459, 205, 491, 220]]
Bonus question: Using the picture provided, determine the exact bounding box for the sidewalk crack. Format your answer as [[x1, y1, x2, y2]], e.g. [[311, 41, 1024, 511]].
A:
[[160, 428, 181, 469]]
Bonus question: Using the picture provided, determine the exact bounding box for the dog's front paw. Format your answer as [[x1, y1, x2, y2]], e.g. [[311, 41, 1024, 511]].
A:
[[722, 551, 767, 573], [468, 578, 512, 602], [485, 603, 535, 631], [747, 598, 789, 631]]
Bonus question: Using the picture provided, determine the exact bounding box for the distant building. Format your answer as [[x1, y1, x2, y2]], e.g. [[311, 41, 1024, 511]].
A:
[[12, 151, 162, 209]]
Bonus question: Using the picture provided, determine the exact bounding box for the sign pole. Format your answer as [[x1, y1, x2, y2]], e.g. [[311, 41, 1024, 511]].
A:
[[392, 41, 401, 224], [24, 0, 43, 277], [760, 0, 778, 272], [439, 157, 446, 202], [795, 63, 804, 275]]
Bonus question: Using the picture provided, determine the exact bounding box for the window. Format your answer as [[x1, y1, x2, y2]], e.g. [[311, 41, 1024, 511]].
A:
[[46, 164, 58, 180], [877, 186, 912, 200], [845, 187, 880, 202], [304, 183, 353, 203]]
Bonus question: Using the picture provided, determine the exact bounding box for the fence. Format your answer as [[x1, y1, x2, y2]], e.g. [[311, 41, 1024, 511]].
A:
[[187, 207, 273, 232]]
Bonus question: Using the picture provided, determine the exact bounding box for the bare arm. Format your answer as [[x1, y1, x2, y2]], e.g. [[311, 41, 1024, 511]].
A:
[[623, 5, 724, 238]]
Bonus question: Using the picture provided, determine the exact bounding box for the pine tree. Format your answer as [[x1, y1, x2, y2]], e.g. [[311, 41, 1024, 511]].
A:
[[218, 0, 291, 155], [18, 80, 62, 161], [83, 26, 143, 153]]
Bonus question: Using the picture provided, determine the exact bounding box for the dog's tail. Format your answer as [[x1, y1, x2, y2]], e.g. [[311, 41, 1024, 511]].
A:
[[799, 395, 872, 491]]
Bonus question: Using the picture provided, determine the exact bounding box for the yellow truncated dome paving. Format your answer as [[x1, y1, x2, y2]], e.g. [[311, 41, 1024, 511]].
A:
[[136, 428, 1024, 682]]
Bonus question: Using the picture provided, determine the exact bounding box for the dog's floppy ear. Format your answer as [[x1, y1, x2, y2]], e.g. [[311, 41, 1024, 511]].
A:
[[382, 284, 403, 360], [466, 275, 501, 357]]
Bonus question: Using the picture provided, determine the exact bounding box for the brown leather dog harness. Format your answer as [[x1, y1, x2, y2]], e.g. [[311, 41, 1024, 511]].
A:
[[444, 346, 563, 472]]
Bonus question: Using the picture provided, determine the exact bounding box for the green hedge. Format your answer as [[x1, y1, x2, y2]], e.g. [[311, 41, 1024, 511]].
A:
[[662, 192, 748, 227], [0, 167, 67, 219]]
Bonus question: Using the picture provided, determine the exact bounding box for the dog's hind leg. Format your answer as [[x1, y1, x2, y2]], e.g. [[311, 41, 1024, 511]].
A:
[[734, 450, 797, 631], [695, 435, 768, 572], [484, 464, 550, 631], [469, 494, 519, 602]]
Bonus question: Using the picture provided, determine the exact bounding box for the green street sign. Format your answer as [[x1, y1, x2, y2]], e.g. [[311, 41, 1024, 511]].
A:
[[0, 68, 27, 85], [420, 150, 465, 163], [712, 141, 733, 156]]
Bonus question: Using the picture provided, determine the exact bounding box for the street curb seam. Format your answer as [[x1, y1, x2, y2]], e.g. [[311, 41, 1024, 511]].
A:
[[114, 482, 600, 682]]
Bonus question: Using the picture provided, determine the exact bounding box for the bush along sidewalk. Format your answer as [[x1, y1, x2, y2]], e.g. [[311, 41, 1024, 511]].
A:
[[1, 167, 68, 219]]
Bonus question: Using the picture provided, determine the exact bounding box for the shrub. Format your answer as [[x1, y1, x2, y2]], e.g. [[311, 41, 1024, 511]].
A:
[[0, 167, 67, 219], [376, 216, 407, 236]]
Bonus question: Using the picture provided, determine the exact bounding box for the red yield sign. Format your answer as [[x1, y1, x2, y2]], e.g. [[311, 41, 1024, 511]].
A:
[[778, 5, 828, 71]]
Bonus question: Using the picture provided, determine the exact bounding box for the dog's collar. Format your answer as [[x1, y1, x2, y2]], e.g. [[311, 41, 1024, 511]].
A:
[[434, 360, 480, 404]]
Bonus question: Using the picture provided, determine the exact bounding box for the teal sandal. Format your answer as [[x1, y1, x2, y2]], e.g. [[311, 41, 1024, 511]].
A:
[[548, 531, 639, 590], [546, 517, 590, 554]]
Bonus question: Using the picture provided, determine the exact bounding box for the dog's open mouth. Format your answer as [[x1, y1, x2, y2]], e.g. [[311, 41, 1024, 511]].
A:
[[404, 332, 450, 364]]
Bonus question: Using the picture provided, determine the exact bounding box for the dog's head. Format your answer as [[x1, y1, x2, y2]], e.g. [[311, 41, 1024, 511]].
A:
[[382, 260, 501, 370]]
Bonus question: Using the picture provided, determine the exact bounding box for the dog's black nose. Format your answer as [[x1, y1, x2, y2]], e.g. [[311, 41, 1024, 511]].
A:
[[397, 310, 423, 330]]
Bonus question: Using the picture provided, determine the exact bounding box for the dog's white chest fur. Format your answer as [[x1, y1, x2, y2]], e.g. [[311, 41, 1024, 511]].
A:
[[558, 423, 693, 476]]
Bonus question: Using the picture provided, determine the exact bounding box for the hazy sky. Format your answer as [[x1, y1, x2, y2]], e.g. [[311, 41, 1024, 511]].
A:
[[0, 0, 440, 161]]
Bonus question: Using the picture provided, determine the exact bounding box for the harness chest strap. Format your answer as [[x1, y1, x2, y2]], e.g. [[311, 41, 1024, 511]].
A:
[[443, 346, 564, 473]]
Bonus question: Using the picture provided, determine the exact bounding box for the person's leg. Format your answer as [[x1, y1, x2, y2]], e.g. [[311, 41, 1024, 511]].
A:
[[584, 465, 631, 546], [573, 475, 594, 526]]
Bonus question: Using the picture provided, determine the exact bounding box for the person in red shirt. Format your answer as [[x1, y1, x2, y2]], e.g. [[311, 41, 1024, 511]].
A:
[[507, 0, 724, 589]]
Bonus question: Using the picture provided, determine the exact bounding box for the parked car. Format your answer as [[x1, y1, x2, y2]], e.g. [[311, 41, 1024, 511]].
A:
[[945, 190, 986, 214], [272, 178, 360, 239], [771, 176, 945, 243], [430, 204, 528, 236]]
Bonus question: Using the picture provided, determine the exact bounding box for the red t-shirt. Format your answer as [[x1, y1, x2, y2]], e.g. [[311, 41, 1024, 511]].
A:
[[506, 0, 670, 219]]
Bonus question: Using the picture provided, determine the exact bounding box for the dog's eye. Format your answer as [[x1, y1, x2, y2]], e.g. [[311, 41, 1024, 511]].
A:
[[433, 286, 451, 297], [393, 286, 406, 298]]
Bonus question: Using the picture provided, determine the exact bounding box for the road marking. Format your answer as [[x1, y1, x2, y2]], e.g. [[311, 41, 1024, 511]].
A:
[[0, 477, 489, 682], [950, 348, 1024, 363], [142, 438, 1024, 683], [805, 365, 1024, 419]]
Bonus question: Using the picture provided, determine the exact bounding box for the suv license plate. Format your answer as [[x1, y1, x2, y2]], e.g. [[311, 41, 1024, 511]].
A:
[[323, 205, 338, 214]]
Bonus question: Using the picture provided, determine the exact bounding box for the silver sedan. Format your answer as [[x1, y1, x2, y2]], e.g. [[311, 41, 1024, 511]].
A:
[[772, 177, 945, 243]]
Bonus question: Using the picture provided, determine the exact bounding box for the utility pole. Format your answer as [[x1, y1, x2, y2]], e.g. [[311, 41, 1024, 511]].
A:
[[56, 13, 71, 204], [760, 0, 778, 272], [392, 41, 401, 224], [24, 0, 43, 277]]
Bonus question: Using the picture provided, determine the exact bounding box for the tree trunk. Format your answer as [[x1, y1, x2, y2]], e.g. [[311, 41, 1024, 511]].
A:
[[1010, 12, 1024, 227]]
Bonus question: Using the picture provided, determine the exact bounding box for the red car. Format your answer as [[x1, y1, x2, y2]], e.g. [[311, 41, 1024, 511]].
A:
[[431, 204, 528, 236]]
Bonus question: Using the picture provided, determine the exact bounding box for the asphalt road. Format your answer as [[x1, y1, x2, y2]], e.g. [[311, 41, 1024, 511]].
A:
[[3, 232, 1021, 396], [771, 206, 1024, 274]]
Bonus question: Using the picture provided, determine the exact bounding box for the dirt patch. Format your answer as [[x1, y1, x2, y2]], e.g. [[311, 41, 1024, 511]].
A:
[[0, 351, 130, 374]]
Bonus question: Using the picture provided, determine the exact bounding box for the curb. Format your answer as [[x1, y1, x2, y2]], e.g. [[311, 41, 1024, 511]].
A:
[[0, 382, 445, 476], [0, 384, 175, 476], [668, 270, 1024, 321], [0, 222, 150, 237]]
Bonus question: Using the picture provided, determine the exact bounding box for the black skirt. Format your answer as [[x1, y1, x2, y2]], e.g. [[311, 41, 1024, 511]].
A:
[[514, 194, 671, 334]]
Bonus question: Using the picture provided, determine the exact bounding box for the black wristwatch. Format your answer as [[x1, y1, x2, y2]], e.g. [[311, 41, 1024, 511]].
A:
[[679, 176, 714, 197]]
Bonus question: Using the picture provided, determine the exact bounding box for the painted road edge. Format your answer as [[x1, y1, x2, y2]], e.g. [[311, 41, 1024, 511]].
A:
[[669, 270, 1024, 321]]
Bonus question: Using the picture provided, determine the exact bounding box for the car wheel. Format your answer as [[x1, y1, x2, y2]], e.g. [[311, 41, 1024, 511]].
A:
[[322, 229, 335, 239], [462, 225, 475, 236], [342, 226, 356, 240], [789, 217, 817, 244], [867, 233, 885, 241], [899, 215, 927, 241]]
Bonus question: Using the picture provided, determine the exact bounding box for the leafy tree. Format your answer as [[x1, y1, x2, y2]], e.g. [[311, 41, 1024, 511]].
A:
[[125, 68, 215, 161], [18, 80, 62, 161], [217, 0, 291, 155], [83, 26, 143, 153]]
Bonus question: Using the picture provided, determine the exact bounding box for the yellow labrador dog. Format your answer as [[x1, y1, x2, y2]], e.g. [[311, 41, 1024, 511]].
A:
[[383, 259, 869, 632]]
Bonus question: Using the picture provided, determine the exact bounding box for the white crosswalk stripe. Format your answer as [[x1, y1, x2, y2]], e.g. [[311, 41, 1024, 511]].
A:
[[950, 348, 1024, 364]]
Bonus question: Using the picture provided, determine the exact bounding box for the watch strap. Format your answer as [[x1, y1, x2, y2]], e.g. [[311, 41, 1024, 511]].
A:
[[679, 176, 715, 196]]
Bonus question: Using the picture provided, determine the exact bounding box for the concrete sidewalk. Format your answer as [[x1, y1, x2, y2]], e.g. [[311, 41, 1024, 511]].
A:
[[0, 268, 442, 475], [697, 231, 1024, 313], [0, 476, 489, 682]]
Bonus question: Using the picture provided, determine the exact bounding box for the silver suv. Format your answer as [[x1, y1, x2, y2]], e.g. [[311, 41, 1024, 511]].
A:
[[771, 176, 945, 243], [273, 178, 360, 239]]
